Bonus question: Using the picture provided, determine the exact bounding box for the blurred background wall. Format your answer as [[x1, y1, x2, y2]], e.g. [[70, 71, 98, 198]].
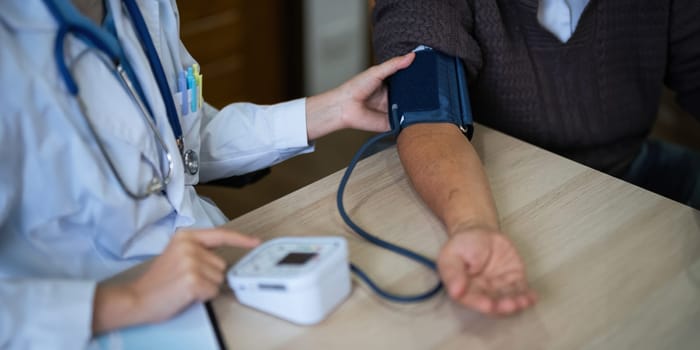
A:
[[179, 0, 699, 219], [302, 0, 369, 95]]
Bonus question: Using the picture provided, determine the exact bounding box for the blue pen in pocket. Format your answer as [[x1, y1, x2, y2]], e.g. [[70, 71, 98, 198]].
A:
[[178, 70, 187, 115], [187, 67, 196, 113]]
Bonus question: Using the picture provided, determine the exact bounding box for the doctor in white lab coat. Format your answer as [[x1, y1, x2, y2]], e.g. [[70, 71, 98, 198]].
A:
[[0, 0, 414, 348]]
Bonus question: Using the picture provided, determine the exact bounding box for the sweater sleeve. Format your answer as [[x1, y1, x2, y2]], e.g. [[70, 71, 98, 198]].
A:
[[664, 0, 700, 120], [371, 0, 482, 79]]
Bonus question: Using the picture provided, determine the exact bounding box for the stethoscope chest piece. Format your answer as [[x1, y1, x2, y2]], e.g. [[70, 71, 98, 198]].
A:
[[183, 149, 199, 175]]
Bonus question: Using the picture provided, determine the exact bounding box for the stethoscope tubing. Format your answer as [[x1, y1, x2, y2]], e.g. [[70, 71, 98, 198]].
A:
[[44, 0, 178, 198], [42, 0, 205, 198], [71, 48, 173, 198], [121, 0, 183, 147], [337, 130, 444, 303]]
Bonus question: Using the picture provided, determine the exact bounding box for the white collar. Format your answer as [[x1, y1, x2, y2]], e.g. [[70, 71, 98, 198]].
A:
[[537, 0, 591, 43]]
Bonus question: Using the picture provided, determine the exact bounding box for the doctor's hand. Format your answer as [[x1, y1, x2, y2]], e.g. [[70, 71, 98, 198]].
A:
[[305, 53, 415, 140], [92, 228, 260, 334], [438, 226, 537, 316]]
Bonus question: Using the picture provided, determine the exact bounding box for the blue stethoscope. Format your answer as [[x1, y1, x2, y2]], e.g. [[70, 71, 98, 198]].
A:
[[42, 0, 199, 199]]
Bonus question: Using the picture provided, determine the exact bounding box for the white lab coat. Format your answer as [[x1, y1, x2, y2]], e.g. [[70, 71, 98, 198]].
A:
[[0, 0, 313, 348]]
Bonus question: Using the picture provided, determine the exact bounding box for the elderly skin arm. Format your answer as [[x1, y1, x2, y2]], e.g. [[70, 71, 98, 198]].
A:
[[396, 123, 536, 315]]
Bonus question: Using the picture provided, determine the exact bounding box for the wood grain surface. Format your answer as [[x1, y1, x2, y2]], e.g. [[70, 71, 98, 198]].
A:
[[214, 126, 700, 349]]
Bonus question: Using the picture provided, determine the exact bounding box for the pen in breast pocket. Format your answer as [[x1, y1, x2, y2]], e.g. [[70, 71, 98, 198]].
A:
[[194, 63, 202, 109], [178, 70, 188, 114], [187, 67, 196, 113]]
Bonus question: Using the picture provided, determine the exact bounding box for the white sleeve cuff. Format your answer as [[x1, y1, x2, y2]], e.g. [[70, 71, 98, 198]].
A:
[[269, 98, 310, 149]]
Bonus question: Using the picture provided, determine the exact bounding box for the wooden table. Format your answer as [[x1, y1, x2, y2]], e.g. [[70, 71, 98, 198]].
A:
[[213, 126, 700, 349]]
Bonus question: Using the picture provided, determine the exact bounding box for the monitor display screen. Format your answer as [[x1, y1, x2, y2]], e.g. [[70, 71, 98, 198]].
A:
[[277, 252, 317, 265]]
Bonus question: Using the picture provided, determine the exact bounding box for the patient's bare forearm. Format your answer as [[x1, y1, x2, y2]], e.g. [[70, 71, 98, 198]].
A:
[[396, 123, 499, 235]]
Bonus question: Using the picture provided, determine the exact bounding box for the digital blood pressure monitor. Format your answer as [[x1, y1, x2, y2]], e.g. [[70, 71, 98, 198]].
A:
[[227, 48, 465, 324], [227, 236, 351, 325]]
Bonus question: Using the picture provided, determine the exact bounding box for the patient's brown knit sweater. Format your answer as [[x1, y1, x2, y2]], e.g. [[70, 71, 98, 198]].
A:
[[373, 0, 700, 175]]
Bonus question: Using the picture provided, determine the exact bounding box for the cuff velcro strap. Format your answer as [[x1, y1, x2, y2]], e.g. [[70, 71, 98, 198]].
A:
[[388, 48, 474, 140]]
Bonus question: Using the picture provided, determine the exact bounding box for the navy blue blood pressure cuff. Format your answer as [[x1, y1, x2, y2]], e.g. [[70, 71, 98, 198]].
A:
[[388, 48, 474, 140]]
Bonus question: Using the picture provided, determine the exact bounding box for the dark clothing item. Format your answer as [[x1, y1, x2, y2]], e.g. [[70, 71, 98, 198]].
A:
[[623, 140, 700, 210], [372, 0, 700, 177]]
